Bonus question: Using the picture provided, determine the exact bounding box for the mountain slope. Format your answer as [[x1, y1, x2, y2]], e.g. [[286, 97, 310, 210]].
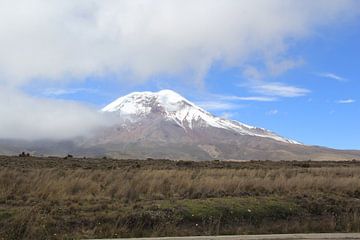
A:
[[76, 90, 359, 161], [101, 89, 299, 144]]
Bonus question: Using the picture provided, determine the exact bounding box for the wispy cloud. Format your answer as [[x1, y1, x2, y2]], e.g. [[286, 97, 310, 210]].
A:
[[196, 101, 240, 111], [243, 65, 263, 81], [220, 95, 277, 102], [43, 88, 99, 96], [241, 64, 309, 99], [195, 94, 274, 112], [221, 112, 234, 119], [267, 58, 304, 76], [337, 99, 355, 104], [266, 109, 279, 115], [252, 82, 310, 97], [318, 72, 347, 82]]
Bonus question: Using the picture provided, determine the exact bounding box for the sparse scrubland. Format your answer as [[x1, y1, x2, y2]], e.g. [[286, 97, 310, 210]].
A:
[[1, 156, 360, 239]]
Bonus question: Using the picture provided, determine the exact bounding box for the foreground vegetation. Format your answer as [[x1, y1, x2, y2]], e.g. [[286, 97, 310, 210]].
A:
[[1, 156, 360, 239]]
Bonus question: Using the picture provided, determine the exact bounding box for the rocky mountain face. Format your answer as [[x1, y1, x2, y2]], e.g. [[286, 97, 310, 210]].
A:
[[1, 89, 359, 161]]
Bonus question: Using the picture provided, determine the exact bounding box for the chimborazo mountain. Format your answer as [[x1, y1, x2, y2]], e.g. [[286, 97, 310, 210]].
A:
[[1, 90, 360, 160]]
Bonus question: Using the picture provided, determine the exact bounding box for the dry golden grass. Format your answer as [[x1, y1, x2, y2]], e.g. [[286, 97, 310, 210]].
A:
[[2, 166, 360, 202], [2, 157, 360, 239]]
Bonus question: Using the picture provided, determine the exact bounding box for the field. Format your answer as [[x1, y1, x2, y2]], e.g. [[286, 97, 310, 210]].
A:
[[1, 156, 360, 239]]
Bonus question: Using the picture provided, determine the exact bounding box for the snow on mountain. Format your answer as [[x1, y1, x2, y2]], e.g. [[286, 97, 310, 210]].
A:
[[102, 90, 300, 144]]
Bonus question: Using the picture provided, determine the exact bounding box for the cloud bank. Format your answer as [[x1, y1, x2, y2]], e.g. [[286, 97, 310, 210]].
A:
[[0, 0, 358, 85], [0, 88, 112, 140]]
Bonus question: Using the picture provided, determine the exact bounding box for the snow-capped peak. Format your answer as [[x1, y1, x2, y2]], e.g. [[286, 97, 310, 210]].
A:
[[102, 90, 300, 144], [102, 89, 193, 118]]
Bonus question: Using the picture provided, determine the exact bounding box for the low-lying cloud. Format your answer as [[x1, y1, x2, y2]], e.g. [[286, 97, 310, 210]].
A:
[[0, 88, 112, 140]]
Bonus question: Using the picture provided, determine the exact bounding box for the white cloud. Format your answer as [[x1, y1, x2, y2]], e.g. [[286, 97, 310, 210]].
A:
[[337, 99, 355, 104], [267, 109, 279, 115], [0, 87, 113, 140], [195, 94, 274, 113], [252, 82, 310, 97], [43, 88, 99, 96], [0, 0, 358, 85], [318, 72, 347, 81], [222, 95, 277, 102]]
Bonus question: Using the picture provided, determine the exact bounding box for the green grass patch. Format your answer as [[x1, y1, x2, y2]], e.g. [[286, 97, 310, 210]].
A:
[[158, 197, 301, 224], [0, 209, 12, 221]]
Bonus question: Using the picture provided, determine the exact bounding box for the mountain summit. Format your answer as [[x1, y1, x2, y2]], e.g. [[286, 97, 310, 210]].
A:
[[102, 90, 298, 144]]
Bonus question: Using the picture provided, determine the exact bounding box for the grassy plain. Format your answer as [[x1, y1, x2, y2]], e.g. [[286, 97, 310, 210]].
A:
[[1, 156, 360, 239]]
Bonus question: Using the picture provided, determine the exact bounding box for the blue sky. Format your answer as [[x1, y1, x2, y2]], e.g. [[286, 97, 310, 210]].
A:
[[0, 1, 359, 148], [24, 15, 360, 149]]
